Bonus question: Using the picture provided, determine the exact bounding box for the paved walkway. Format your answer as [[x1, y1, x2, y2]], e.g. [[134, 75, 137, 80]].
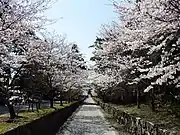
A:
[[57, 97, 119, 135]]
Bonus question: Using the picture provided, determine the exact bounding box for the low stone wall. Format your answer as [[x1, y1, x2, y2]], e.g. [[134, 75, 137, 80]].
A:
[[1, 100, 84, 135], [95, 99, 177, 135]]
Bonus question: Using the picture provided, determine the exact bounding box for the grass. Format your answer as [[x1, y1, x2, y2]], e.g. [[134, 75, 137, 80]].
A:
[[94, 98, 180, 133], [0, 103, 72, 134], [112, 103, 180, 133]]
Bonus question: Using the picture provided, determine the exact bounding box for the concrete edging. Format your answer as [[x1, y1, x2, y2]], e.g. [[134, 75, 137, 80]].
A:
[[1, 100, 84, 135]]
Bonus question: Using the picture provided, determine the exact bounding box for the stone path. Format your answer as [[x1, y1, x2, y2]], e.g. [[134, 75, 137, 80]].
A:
[[57, 97, 119, 135]]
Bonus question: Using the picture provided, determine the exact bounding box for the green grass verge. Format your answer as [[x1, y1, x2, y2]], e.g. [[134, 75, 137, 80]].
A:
[[0, 103, 72, 134], [94, 98, 180, 133], [114, 104, 180, 133], [114, 104, 180, 132]]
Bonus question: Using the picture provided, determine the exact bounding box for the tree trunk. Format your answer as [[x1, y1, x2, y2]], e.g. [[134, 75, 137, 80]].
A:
[[68, 97, 71, 103], [50, 99, 53, 108], [31, 103, 34, 112], [38, 102, 41, 109], [136, 89, 140, 109], [3, 99, 16, 119], [28, 103, 30, 111], [36, 103, 39, 112], [151, 90, 155, 112], [7, 104, 16, 119], [60, 99, 63, 106]]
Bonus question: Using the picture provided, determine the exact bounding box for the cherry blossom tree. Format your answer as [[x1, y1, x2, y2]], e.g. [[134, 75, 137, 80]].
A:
[[0, 0, 55, 119], [91, 0, 180, 110], [26, 32, 87, 107]]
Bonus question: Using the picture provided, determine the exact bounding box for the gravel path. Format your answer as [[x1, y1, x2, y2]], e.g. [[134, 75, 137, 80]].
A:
[[57, 97, 119, 135]]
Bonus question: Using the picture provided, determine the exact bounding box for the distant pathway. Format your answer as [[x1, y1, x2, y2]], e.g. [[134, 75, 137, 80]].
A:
[[57, 97, 119, 135]]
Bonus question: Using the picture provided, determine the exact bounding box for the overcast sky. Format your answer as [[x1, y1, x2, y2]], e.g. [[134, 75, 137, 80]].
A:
[[44, 0, 118, 61]]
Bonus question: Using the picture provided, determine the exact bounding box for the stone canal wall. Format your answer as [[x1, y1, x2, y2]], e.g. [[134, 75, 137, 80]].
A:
[[95, 99, 177, 135], [1, 100, 84, 135]]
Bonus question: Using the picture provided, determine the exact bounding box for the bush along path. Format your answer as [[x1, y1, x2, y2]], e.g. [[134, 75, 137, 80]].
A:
[[94, 98, 178, 135]]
